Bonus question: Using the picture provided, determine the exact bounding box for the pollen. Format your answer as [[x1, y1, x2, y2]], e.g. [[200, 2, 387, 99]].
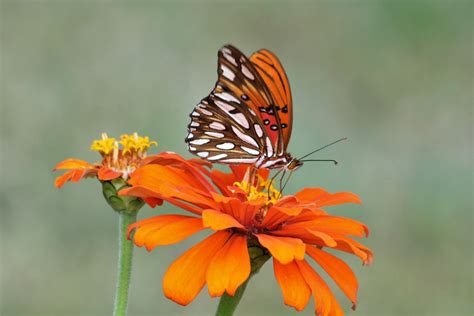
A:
[[234, 175, 280, 206], [90, 133, 117, 155], [120, 132, 157, 156]]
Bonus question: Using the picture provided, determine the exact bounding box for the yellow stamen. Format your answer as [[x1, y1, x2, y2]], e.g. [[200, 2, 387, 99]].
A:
[[90, 134, 117, 154], [234, 175, 280, 206], [120, 133, 157, 155]]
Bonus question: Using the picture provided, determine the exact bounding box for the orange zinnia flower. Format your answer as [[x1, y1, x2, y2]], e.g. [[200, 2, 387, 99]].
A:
[[121, 153, 372, 315], [53, 132, 158, 188]]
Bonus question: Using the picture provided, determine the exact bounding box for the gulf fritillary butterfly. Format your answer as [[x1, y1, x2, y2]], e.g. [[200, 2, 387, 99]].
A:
[[185, 44, 302, 170]]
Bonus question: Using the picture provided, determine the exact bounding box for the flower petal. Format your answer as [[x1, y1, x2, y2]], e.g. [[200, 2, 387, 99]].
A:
[[202, 209, 244, 231], [296, 259, 345, 316], [332, 235, 374, 265], [296, 188, 362, 207], [120, 185, 205, 215], [307, 246, 358, 307], [271, 227, 337, 248], [97, 167, 122, 181], [129, 215, 204, 251], [256, 234, 305, 264], [206, 234, 250, 296], [273, 259, 311, 311], [282, 215, 369, 238], [163, 231, 230, 305], [53, 159, 95, 170], [54, 169, 97, 188]]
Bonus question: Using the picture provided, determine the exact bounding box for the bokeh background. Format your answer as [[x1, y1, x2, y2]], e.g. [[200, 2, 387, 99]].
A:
[[1, 1, 472, 315]]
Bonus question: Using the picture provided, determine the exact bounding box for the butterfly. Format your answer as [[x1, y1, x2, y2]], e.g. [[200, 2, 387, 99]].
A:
[[185, 44, 303, 171]]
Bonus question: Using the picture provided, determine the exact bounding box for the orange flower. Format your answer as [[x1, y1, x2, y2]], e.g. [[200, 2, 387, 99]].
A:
[[53, 132, 158, 188], [121, 154, 372, 315]]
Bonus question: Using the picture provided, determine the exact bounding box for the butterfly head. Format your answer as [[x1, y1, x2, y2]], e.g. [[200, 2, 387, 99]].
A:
[[284, 153, 304, 171]]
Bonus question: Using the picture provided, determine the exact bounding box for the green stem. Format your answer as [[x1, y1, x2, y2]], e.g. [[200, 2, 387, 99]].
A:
[[215, 278, 251, 316], [113, 211, 137, 316], [215, 246, 270, 316]]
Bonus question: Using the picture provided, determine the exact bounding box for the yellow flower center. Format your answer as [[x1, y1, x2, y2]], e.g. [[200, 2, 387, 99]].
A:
[[90, 133, 117, 154], [90, 132, 157, 179], [120, 133, 157, 155], [234, 175, 280, 206]]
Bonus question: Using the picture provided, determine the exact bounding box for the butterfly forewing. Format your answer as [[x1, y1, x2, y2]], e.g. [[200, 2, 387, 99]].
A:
[[250, 49, 293, 155]]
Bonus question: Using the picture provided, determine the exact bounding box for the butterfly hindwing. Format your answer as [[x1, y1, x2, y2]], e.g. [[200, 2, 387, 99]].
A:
[[186, 93, 268, 164]]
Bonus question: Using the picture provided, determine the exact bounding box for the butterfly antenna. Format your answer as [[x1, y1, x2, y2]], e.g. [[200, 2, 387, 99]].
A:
[[301, 159, 338, 165], [298, 137, 347, 160]]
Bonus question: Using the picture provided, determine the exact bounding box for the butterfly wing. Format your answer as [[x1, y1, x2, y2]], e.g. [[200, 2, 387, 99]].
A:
[[186, 45, 277, 164], [250, 49, 293, 155]]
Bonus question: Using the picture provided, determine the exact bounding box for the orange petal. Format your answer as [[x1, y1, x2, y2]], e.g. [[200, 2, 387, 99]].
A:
[[143, 197, 164, 208], [282, 215, 369, 238], [54, 169, 97, 188], [271, 227, 337, 248], [206, 234, 250, 296], [296, 188, 362, 207], [53, 158, 95, 170], [129, 215, 204, 251], [163, 231, 230, 305], [256, 234, 305, 264], [202, 209, 244, 231], [273, 259, 311, 311], [211, 193, 259, 226], [332, 235, 374, 265], [120, 186, 204, 215], [296, 259, 344, 316], [307, 246, 358, 307], [138, 152, 216, 193], [98, 167, 122, 180]]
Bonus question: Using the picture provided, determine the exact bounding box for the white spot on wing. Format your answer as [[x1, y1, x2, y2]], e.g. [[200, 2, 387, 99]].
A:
[[210, 122, 226, 130], [191, 111, 200, 117], [215, 92, 240, 104], [215, 100, 235, 112], [216, 142, 235, 150], [231, 113, 249, 129], [190, 139, 210, 145], [232, 126, 259, 147], [248, 108, 257, 116], [241, 65, 254, 80], [190, 121, 199, 127], [205, 131, 224, 138], [223, 52, 237, 66], [254, 124, 263, 137], [221, 65, 235, 81], [187, 133, 194, 139], [208, 153, 228, 161], [200, 108, 213, 116], [189, 146, 197, 151], [215, 100, 249, 129], [241, 146, 260, 156], [221, 158, 258, 164], [265, 137, 274, 157], [197, 152, 209, 158]]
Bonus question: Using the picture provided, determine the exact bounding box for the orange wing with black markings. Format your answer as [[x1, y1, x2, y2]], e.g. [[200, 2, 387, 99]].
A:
[[250, 49, 293, 154]]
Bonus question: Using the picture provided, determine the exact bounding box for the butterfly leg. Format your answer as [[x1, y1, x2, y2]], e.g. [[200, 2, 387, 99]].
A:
[[278, 169, 287, 194], [267, 168, 283, 200], [280, 170, 294, 194]]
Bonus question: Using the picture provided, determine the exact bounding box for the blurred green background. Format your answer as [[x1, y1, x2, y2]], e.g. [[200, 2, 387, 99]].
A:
[[1, 1, 472, 315]]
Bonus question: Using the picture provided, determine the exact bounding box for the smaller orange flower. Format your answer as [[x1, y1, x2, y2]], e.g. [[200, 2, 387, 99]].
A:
[[53, 132, 157, 188]]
